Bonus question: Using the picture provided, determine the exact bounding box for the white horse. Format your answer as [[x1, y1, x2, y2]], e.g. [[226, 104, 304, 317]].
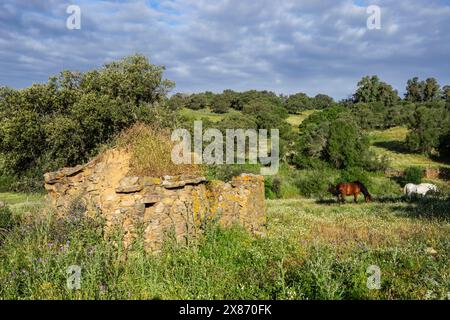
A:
[[404, 183, 439, 197]]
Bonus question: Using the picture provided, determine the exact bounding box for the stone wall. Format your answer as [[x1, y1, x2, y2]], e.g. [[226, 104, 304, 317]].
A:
[[44, 148, 266, 252]]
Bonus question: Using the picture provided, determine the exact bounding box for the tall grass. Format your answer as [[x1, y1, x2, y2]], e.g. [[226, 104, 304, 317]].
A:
[[264, 164, 408, 200], [116, 123, 201, 177], [0, 197, 448, 300]]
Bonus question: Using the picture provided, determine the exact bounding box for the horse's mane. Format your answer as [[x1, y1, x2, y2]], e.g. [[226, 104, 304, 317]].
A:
[[354, 181, 371, 198]]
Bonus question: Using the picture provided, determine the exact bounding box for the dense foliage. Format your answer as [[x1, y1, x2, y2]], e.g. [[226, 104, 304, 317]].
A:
[[293, 106, 381, 170], [0, 55, 175, 190], [405, 103, 450, 156], [402, 166, 424, 185], [353, 75, 399, 107], [0, 53, 449, 193]]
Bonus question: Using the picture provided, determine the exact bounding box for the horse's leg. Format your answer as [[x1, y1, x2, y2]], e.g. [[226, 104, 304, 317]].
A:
[[354, 192, 359, 204], [340, 193, 346, 204]]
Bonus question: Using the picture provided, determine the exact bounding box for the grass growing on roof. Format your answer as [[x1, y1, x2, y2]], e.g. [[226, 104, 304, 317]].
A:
[[116, 123, 202, 177]]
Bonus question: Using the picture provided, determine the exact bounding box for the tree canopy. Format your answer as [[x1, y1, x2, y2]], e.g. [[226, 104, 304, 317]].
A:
[[0, 54, 174, 182]]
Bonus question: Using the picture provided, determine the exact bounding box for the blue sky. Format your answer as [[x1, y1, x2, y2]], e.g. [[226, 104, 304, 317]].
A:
[[0, 0, 449, 99]]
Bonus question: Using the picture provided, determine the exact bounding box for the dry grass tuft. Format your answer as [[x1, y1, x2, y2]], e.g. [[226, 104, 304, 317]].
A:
[[117, 123, 201, 177]]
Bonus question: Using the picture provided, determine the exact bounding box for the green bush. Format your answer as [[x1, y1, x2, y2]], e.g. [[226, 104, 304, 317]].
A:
[[368, 175, 402, 196], [296, 169, 335, 198], [264, 177, 285, 199], [294, 107, 377, 171], [403, 166, 424, 185], [406, 104, 450, 155], [284, 92, 312, 113], [338, 167, 370, 186], [264, 179, 276, 199]]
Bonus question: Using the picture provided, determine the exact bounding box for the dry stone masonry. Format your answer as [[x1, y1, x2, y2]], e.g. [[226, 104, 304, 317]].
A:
[[44, 148, 266, 252]]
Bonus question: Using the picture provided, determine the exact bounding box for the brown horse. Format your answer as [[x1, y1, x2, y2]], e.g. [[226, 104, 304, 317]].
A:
[[328, 181, 372, 203]]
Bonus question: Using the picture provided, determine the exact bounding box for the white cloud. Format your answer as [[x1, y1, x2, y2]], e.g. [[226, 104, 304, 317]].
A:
[[0, 0, 449, 99]]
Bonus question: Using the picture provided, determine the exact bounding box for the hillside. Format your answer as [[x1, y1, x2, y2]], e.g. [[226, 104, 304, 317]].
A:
[[368, 127, 450, 170], [179, 107, 449, 174]]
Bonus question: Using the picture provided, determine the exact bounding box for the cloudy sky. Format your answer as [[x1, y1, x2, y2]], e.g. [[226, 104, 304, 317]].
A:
[[1, 0, 449, 99]]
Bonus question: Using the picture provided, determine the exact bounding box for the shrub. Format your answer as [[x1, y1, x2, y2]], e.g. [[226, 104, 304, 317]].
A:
[[167, 93, 188, 110], [438, 130, 450, 159], [8, 169, 45, 193], [364, 154, 390, 173], [406, 105, 450, 155], [338, 167, 370, 186], [264, 177, 283, 199], [186, 94, 207, 110], [264, 179, 276, 199], [211, 95, 230, 114], [402, 166, 424, 185], [295, 107, 376, 170], [271, 178, 282, 198], [296, 169, 335, 198]]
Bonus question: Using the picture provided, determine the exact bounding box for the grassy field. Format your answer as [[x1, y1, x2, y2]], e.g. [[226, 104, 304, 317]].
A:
[[286, 110, 317, 132], [179, 107, 317, 130], [0, 194, 448, 299], [368, 127, 450, 170], [179, 107, 240, 123], [0, 109, 448, 300], [0, 192, 45, 209]]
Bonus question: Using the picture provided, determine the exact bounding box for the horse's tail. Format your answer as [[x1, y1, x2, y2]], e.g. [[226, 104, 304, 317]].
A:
[[355, 181, 371, 198]]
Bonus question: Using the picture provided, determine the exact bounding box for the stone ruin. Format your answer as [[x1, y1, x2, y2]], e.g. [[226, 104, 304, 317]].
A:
[[44, 148, 266, 252]]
